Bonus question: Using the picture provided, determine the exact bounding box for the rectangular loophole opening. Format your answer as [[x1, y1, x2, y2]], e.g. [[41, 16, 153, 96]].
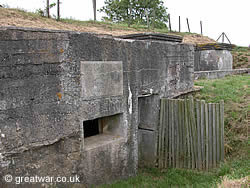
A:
[[82, 114, 125, 151], [83, 119, 100, 138], [83, 114, 124, 142]]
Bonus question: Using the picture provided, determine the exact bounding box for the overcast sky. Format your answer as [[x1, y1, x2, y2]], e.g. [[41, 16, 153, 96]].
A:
[[1, 0, 249, 46]]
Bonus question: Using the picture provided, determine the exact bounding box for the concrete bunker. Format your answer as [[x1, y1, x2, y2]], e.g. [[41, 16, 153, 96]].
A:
[[0, 28, 194, 186], [194, 43, 233, 71]]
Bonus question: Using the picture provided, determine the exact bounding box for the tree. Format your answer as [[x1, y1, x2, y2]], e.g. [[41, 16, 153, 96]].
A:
[[99, 0, 168, 28]]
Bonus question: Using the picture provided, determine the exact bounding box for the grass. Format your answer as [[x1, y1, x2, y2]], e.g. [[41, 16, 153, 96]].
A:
[[194, 75, 249, 155], [99, 75, 249, 188], [61, 18, 190, 35], [232, 46, 250, 69], [100, 168, 221, 188]]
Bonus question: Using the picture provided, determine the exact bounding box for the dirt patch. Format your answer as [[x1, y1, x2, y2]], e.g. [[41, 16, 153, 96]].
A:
[[218, 176, 249, 188], [183, 34, 216, 44], [0, 7, 216, 44], [0, 7, 146, 36]]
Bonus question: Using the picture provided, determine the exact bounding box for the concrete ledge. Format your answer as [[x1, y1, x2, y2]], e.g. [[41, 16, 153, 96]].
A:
[[194, 68, 250, 80], [84, 133, 125, 151]]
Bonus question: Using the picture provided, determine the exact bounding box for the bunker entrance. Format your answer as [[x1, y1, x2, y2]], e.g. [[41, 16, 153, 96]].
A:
[[84, 119, 100, 138]]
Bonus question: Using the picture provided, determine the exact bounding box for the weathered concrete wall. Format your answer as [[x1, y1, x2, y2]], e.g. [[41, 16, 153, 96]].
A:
[[194, 50, 233, 71], [0, 27, 194, 187]]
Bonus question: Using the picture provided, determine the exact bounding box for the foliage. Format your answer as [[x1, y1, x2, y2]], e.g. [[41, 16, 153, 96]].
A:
[[99, 0, 168, 28], [49, 2, 56, 9], [35, 1, 56, 17], [36, 8, 45, 17]]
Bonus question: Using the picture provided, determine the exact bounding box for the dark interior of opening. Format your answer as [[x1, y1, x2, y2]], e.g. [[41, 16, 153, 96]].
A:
[[84, 119, 99, 138]]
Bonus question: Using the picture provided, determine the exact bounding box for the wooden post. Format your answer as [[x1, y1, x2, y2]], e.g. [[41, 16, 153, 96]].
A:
[[168, 14, 172, 32], [179, 16, 181, 32], [164, 99, 169, 168], [216, 33, 223, 42], [196, 100, 202, 170], [183, 100, 188, 168], [175, 100, 179, 168], [200, 100, 205, 169], [171, 100, 175, 167], [92, 0, 96, 21], [212, 104, 216, 168], [185, 99, 191, 168], [220, 100, 224, 161], [205, 103, 209, 170], [188, 96, 197, 169], [160, 99, 166, 168], [47, 0, 50, 18], [200, 21, 203, 35], [186, 18, 190, 33], [208, 104, 212, 169], [158, 99, 164, 167], [178, 100, 183, 168], [224, 33, 232, 44], [216, 103, 220, 166], [169, 100, 173, 167], [57, 0, 60, 21]]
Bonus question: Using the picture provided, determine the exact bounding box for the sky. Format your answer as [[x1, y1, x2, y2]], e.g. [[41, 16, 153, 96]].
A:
[[1, 0, 249, 47]]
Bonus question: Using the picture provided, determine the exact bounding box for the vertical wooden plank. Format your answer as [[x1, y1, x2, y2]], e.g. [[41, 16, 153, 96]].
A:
[[164, 99, 169, 168], [160, 99, 166, 168], [158, 99, 164, 168], [220, 100, 224, 161], [205, 103, 209, 170], [182, 100, 186, 168], [194, 99, 198, 169], [168, 99, 172, 167], [175, 100, 180, 168], [172, 100, 175, 168], [196, 100, 202, 170], [216, 103, 220, 166], [178, 100, 183, 168], [185, 99, 191, 169], [189, 97, 196, 169], [171, 100, 175, 168], [212, 104, 216, 168], [200, 100, 205, 169], [188, 98, 193, 169], [208, 104, 213, 169], [182, 100, 187, 168]]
